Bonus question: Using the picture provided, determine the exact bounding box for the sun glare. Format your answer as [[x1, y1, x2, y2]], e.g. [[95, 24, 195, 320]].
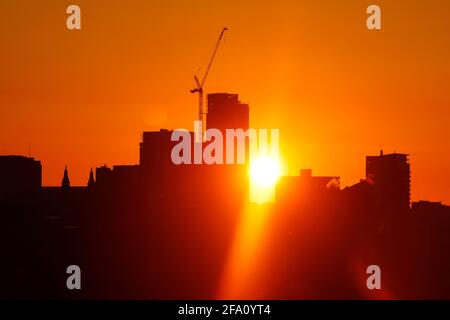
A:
[[250, 156, 281, 187], [249, 156, 281, 203]]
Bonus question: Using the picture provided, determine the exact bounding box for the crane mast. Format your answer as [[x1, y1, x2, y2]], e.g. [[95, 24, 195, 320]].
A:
[[191, 27, 228, 131]]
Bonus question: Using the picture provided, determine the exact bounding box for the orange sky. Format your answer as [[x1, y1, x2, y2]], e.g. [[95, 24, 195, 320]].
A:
[[1, 0, 449, 203]]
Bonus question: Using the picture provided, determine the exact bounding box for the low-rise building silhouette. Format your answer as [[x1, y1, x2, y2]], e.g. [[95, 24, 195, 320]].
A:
[[0, 155, 41, 200], [276, 169, 340, 203]]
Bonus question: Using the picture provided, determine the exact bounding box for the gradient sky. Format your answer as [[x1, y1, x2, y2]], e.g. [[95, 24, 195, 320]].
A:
[[1, 0, 449, 203]]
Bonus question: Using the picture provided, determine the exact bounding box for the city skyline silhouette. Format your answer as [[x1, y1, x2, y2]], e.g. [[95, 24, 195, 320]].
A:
[[1, 92, 450, 299], [2, 1, 450, 204]]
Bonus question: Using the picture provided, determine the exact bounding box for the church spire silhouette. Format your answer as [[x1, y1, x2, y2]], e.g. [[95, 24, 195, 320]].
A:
[[62, 166, 70, 189], [87, 168, 95, 188]]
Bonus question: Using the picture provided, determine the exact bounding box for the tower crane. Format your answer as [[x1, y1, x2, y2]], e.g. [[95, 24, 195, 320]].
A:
[[191, 27, 228, 129]]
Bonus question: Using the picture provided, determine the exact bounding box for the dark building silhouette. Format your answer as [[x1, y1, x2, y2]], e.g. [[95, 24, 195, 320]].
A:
[[276, 169, 340, 203], [95, 165, 112, 187], [0, 155, 41, 200], [298, 169, 340, 189], [206, 93, 250, 164], [140, 129, 174, 169], [206, 93, 249, 132], [94, 164, 141, 193], [366, 151, 411, 213], [412, 200, 450, 215]]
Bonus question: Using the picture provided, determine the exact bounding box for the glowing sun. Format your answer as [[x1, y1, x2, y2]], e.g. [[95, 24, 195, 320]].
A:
[[250, 156, 281, 187]]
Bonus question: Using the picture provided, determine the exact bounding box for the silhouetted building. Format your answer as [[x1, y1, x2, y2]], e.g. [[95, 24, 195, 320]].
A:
[[412, 201, 450, 215], [95, 164, 140, 190], [366, 151, 410, 212], [61, 166, 70, 189], [276, 169, 340, 203], [298, 169, 340, 189], [0, 155, 41, 200], [206, 93, 250, 164], [95, 165, 112, 188], [206, 93, 249, 132], [140, 129, 174, 169]]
